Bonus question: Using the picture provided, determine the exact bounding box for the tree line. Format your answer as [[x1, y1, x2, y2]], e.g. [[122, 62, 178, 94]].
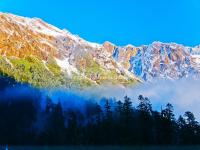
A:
[[0, 94, 200, 145]]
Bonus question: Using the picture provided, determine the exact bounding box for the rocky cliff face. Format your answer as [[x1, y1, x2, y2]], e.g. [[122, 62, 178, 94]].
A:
[[0, 13, 139, 88], [0, 12, 199, 88], [111, 42, 200, 81]]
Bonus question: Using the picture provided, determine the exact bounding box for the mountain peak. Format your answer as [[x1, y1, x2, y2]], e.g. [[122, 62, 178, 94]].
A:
[[0, 13, 140, 87], [0, 12, 199, 87]]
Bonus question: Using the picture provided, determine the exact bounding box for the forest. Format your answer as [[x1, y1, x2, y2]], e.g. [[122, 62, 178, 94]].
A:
[[0, 75, 199, 145], [0, 91, 200, 145]]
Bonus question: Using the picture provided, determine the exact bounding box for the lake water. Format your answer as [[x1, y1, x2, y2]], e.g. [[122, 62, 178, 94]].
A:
[[1, 146, 200, 150]]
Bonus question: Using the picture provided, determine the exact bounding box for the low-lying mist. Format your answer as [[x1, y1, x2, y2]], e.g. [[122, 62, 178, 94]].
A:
[[78, 77, 200, 119], [1, 75, 200, 119]]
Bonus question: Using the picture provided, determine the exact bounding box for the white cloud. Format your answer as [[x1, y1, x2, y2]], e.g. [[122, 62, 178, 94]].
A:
[[74, 78, 200, 120]]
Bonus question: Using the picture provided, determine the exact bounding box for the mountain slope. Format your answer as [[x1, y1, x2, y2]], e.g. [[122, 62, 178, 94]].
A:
[[108, 41, 200, 81], [0, 12, 139, 88], [0, 13, 200, 88]]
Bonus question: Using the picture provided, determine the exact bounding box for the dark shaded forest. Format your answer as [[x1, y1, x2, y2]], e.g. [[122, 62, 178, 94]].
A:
[[0, 75, 200, 145]]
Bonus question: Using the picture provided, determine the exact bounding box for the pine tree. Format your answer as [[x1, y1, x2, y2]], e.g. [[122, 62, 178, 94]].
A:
[[160, 103, 177, 144], [137, 95, 153, 144], [116, 100, 123, 113], [104, 99, 112, 121], [161, 103, 175, 121], [184, 111, 198, 126], [123, 96, 133, 123], [137, 95, 152, 114], [66, 111, 79, 144], [45, 102, 66, 144], [45, 96, 53, 113], [115, 100, 123, 120], [95, 103, 103, 124], [183, 111, 200, 144]]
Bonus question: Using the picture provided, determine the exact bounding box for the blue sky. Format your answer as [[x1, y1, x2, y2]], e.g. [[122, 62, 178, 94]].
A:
[[0, 0, 200, 46]]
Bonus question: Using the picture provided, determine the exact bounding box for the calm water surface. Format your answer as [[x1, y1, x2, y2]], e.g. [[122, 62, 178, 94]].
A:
[[1, 146, 200, 150]]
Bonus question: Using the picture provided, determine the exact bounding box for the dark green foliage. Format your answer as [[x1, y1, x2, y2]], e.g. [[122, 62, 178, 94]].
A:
[[0, 99, 37, 145], [1, 90, 200, 145], [160, 103, 178, 145], [123, 96, 133, 123], [178, 111, 200, 145], [0, 56, 65, 87], [104, 99, 112, 121], [95, 103, 103, 124], [162, 103, 175, 121], [137, 95, 152, 114]]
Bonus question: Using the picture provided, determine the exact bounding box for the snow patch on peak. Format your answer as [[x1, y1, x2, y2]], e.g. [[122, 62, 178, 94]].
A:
[[0, 12, 64, 37], [125, 44, 135, 48], [63, 29, 102, 49], [63, 29, 82, 42], [86, 41, 102, 48]]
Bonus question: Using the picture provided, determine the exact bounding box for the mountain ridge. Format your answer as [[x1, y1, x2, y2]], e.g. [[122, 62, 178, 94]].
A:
[[0, 12, 199, 87], [0, 12, 140, 88]]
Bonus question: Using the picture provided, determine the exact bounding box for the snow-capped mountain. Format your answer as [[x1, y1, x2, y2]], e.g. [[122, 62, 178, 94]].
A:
[[110, 41, 200, 81], [0, 12, 139, 88], [0, 12, 199, 87]]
